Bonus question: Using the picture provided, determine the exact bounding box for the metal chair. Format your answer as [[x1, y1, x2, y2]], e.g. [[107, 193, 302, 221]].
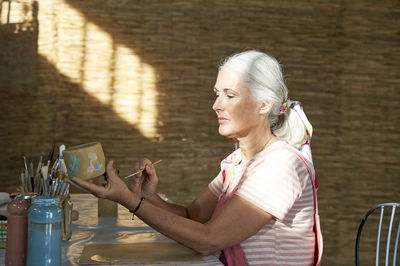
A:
[[355, 202, 400, 266]]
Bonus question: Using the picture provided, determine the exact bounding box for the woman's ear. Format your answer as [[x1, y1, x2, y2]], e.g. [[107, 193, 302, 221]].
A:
[[259, 102, 273, 115]]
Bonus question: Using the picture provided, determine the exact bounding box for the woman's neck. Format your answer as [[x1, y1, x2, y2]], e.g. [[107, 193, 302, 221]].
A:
[[237, 130, 277, 163]]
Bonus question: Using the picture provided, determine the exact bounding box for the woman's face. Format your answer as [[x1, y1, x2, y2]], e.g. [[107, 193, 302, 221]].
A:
[[212, 66, 265, 139]]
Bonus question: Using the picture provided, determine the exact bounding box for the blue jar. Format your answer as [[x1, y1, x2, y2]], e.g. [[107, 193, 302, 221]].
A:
[[27, 196, 62, 266]]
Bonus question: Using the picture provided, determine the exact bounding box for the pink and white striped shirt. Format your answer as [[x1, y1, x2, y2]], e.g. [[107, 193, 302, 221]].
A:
[[208, 141, 315, 265]]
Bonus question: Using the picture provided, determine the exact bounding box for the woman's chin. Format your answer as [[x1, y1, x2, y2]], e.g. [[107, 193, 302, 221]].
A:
[[218, 129, 234, 138]]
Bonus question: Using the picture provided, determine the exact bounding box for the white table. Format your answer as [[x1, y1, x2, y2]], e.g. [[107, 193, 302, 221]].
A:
[[0, 194, 222, 266]]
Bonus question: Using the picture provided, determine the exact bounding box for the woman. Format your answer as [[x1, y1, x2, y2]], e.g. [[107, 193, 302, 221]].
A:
[[67, 50, 322, 266]]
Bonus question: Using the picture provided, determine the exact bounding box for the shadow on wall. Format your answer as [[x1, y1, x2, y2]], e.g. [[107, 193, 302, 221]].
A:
[[62, 0, 244, 136], [0, 1, 150, 191], [1, 50, 154, 188], [0, 0, 232, 199]]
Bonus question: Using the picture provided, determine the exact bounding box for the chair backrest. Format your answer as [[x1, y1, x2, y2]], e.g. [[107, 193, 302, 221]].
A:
[[355, 203, 400, 266]]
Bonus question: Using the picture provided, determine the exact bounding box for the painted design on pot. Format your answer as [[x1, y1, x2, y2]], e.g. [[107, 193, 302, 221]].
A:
[[87, 152, 102, 174], [67, 154, 81, 177]]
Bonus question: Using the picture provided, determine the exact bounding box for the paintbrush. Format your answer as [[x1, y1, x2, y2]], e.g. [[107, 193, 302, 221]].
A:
[[36, 156, 43, 177], [35, 156, 43, 192], [123, 160, 162, 180], [23, 156, 29, 189], [23, 156, 28, 173], [19, 169, 26, 192], [41, 144, 55, 180], [46, 144, 55, 169], [29, 162, 35, 192]]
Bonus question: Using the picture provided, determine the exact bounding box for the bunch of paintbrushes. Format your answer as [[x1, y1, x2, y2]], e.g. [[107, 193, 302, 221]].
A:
[[19, 144, 70, 197]]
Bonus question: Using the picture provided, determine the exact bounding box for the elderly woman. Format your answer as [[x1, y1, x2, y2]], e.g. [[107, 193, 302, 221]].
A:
[[67, 50, 322, 266]]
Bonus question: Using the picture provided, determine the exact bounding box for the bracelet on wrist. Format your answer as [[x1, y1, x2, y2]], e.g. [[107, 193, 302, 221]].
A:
[[130, 197, 145, 220]]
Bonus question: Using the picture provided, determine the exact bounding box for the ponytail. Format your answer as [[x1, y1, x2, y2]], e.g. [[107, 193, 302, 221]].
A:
[[272, 100, 312, 148]]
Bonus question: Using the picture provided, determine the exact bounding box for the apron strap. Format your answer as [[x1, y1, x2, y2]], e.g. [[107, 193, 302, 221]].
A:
[[283, 147, 323, 266]]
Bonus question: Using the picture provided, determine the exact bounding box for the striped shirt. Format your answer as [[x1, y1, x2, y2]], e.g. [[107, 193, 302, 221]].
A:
[[208, 141, 315, 265]]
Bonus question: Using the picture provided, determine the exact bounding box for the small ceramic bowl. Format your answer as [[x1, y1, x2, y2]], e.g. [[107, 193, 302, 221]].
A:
[[62, 142, 105, 179]]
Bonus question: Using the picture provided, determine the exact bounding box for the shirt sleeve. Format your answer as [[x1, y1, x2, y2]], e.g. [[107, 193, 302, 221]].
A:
[[208, 171, 223, 198], [235, 149, 303, 221], [208, 149, 241, 198]]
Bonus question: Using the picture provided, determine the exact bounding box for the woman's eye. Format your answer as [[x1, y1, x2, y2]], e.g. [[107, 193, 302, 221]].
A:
[[226, 94, 234, 99]]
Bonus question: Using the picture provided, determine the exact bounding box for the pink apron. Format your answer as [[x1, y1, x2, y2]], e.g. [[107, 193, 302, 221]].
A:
[[212, 147, 322, 266], [212, 175, 249, 266]]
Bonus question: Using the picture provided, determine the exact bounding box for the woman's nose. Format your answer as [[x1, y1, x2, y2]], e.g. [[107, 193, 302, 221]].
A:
[[212, 96, 222, 111]]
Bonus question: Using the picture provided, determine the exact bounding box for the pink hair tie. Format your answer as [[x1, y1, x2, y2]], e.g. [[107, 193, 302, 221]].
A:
[[279, 99, 301, 116], [279, 101, 290, 116]]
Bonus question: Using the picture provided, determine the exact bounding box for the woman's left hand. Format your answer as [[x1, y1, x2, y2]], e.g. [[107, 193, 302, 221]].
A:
[[127, 158, 159, 199], [66, 160, 133, 205]]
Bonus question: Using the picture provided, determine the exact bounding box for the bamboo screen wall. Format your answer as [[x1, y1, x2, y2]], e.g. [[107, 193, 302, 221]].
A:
[[0, 0, 399, 264]]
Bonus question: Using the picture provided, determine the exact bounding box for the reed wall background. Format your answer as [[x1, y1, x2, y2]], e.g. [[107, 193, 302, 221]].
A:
[[0, 0, 399, 264]]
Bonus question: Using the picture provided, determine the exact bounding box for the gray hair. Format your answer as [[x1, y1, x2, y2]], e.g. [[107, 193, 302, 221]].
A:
[[220, 50, 307, 148]]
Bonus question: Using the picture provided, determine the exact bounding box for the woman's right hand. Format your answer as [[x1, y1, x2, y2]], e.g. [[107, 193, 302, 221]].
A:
[[127, 158, 159, 198], [66, 160, 133, 205]]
